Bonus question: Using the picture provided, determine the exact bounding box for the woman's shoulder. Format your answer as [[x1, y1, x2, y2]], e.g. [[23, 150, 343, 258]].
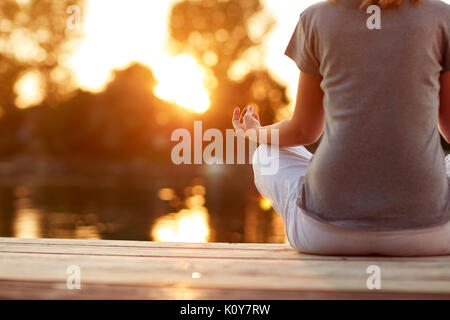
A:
[[426, 0, 450, 9], [419, 1, 450, 24], [300, 1, 334, 17], [298, 1, 335, 25], [421, 0, 450, 11]]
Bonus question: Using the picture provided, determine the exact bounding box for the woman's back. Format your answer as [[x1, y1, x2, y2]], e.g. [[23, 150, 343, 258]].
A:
[[286, 0, 450, 230]]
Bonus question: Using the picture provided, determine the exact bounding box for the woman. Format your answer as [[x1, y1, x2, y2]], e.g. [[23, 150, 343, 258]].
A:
[[232, 0, 450, 256]]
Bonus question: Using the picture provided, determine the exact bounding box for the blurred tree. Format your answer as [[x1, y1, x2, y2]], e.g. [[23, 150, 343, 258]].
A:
[[169, 0, 273, 77], [168, 0, 289, 129], [0, 0, 84, 112], [35, 63, 192, 162], [0, 0, 84, 155]]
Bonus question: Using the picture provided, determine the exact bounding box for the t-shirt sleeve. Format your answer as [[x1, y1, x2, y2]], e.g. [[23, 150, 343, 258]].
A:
[[284, 14, 321, 76]]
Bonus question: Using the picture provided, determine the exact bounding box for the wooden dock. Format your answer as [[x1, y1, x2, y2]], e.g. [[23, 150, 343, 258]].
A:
[[0, 237, 449, 299]]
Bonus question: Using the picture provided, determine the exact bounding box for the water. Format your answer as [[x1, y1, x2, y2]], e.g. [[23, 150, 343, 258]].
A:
[[0, 164, 287, 244]]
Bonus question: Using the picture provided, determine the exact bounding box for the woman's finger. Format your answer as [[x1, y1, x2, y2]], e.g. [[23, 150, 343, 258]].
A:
[[232, 108, 243, 130], [233, 107, 241, 122], [239, 107, 248, 123], [232, 120, 241, 130], [232, 117, 243, 130], [243, 106, 257, 124], [247, 106, 258, 121]]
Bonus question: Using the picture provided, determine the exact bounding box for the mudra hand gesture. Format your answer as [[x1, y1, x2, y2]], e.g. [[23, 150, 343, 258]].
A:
[[232, 106, 261, 136]]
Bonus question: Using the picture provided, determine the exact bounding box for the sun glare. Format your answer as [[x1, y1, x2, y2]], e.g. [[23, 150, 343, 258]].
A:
[[68, 0, 211, 113], [153, 54, 210, 113]]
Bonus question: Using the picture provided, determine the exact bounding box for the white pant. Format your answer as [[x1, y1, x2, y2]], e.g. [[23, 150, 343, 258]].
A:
[[252, 145, 450, 256]]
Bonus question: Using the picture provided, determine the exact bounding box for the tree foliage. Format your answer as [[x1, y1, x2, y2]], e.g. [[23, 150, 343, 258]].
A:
[[169, 0, 289, 128], [0, 0, 84, 112]]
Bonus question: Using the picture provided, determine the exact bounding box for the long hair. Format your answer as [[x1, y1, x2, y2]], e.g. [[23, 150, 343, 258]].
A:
[[329, 0, 421, 9]]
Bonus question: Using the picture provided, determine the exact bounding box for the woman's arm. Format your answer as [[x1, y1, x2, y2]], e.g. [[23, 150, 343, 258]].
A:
[[439, 71, 450, 143], [232, 71, 325, 148]]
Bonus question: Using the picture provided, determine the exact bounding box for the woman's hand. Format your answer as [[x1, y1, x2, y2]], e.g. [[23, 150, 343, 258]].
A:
[[232, 106, 261, 133]]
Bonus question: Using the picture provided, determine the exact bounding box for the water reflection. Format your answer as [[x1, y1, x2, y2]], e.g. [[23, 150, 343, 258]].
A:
[[75, 225, 100, 239], [13, 185, 42, 238], [152, 184, 210, 242], [151, 207, 210, 243], [13, 208, 42, 239], [0, 167, 287, 243]]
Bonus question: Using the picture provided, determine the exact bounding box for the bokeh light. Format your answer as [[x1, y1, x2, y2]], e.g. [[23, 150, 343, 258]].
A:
[[151, 207, 210, 243]]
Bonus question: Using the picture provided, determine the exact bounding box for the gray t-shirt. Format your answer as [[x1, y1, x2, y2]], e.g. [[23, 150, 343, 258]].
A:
[[285, 0, 450, 230]]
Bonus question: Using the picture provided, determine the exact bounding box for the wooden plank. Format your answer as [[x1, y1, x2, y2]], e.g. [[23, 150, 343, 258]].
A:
[[0, 239, 301, 261], [0, 237, 292, 251], [0, 237, 449, 299], [1, 251, 450, 293], [1, 280, 449, 300], [2, 237, 449, 262]]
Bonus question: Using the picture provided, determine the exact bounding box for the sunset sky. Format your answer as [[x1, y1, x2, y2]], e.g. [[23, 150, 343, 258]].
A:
[[68, 0, 320, 113]]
